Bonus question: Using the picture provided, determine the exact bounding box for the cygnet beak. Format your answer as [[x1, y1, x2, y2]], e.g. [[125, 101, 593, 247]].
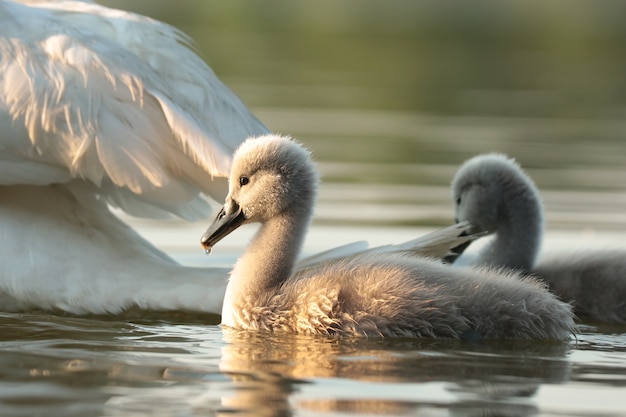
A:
[[201, 200, 246, 253]]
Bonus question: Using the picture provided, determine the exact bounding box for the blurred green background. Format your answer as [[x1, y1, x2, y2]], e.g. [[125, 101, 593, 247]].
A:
[[101, 0, 626, 229], [102, 0, 626, 116]]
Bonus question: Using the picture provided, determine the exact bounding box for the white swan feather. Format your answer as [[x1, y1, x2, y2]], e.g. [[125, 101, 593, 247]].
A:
[[1, 0, 268, 219]]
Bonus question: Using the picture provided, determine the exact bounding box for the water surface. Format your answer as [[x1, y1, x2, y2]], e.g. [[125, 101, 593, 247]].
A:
[[2, 310, 626, 416]]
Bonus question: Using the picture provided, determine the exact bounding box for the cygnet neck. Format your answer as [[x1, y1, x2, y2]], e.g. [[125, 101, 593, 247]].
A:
[[477, 183, 543, 272], [221, 191, 315, 324], [244, 208, 312, 288]]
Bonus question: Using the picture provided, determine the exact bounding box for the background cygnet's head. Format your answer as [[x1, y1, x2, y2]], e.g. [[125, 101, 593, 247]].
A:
[[451, 153, 543, 236]]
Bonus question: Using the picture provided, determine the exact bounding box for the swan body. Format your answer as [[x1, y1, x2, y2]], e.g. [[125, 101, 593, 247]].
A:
[[534, 251, 626, 323], [1, 184, 231, 314], [0, 0, 272, 314], [452, 153, 626, 323], [201, 135, 574, 339]]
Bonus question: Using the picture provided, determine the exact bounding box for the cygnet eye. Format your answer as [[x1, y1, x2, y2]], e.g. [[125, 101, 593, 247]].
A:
[[456, 196, 461, 205], [239, 176, 249, 187]]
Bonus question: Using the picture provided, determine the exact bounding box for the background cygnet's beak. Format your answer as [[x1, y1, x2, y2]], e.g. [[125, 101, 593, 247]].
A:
[[200, 201, 246, 253]]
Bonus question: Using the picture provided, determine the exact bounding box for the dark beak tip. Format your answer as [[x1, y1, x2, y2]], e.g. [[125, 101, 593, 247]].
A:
[[199, 201, 245, 255], [200, 241, 213, 255], [200, 235, 212, 254]]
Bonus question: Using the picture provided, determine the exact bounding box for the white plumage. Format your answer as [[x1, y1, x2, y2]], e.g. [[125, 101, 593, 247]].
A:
[[1, 0, 268, 218], [0, 0, 268, 314]]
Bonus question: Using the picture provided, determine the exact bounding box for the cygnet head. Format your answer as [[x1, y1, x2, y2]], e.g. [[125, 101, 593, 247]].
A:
[[451, 153, 543, 236], [201, 134, 319, 251]]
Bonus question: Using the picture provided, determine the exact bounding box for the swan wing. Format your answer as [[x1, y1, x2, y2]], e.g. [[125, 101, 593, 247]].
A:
[[358, 221, 479, 263], [295, 222, 479, 271], [0, 0, 268, 219], [296, 241, 371, 270], [377, 221, 479, 263]]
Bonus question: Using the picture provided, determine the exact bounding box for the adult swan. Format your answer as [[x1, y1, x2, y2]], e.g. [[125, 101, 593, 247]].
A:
[[201, 135, 574, 339], [0, 0, 269, 314]]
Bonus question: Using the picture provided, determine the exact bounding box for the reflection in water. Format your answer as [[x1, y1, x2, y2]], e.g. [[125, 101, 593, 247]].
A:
[[218, 329, 572, 416], [1, 312, 625, 416], [0, 314, 121, 416]]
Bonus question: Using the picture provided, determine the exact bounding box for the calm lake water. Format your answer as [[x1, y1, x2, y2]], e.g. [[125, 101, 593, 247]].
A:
[[4, 1, 626, 416]]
